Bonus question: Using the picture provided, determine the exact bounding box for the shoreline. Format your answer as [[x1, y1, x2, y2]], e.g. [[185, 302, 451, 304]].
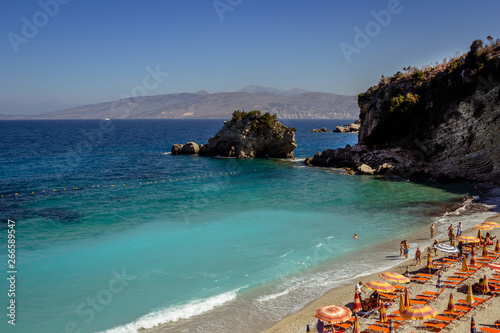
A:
[[261, 213, 500, 333]]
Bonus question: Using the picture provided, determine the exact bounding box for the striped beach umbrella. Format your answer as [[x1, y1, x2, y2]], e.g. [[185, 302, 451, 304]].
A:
[[466, 285, 475, 305], [365, 280, 395, 293], [462, 255, 470, 272], [353, 290, 362, 313], [470, 251, 477, 267], [480, 275, 490, 294], [380, 272, 410, 284], [457, 235, 480, 243], [482, 244, 488, 257], [433, 243, 460, 254], [379, 303, 387, 323], [495, 240, 500, 253], [404, 287, 410, 307], [399, 294, 405, 314], [474, 223, 493, 230], [436, 272, 444, 290], [471, 316, 477, 333], [315, 305, 352, 324], [447, 293, 456, 312], [401, 305, 438, 333], [485, 263, 500, 270], [352, 314, 360, 333], [483, 221, 500, 228], [401, 305, 438, 319]]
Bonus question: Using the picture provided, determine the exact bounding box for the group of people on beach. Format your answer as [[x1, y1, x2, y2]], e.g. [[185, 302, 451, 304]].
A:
[[355, 281, 381, 312]]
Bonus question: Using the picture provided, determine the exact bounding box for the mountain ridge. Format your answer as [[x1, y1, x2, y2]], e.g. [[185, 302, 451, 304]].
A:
[[0, 88, 359, 120]]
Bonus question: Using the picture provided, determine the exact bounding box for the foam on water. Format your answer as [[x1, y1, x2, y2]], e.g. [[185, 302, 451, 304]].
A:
[[98, 289, 241, 333]]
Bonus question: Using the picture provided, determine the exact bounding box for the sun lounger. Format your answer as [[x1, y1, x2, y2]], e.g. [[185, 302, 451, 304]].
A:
[[480, 327, 500, 333], [434, 315, 454, 322], [422, 287, 446, 296]]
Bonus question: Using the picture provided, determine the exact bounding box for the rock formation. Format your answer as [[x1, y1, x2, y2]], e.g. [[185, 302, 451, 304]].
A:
[[172, 110, 296, 159], [307, 39, 500, 184], [332, 119, 360, 133], [311, 127, 328, 133]]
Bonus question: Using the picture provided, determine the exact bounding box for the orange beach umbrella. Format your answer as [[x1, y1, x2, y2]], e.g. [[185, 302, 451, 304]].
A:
[[379, 272, 410, 284], [466, 285, 475, 305], [495, 240, 500, 254], [379, 304, 387, 323], [352, 314, 360, 333], [483, 221, 500, 228], [474, 223, 494, 231], [365, 280, 395, 293], [470, 251, 477, 267], [315, 305, 352, 324], [462, 255, 470, 272], [401, 305, 438, 333], [353, 291, 362, 313], [480, 275, 490, 294], [482, 244, 489, 258], [457, 235, 480, 243], [447, 293, 456, 312], [399, 294, 405, 314], [404, 287, 410, 307]]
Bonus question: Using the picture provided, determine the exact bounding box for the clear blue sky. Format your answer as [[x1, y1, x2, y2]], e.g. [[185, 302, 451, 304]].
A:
[[1, 0, 499, 113]]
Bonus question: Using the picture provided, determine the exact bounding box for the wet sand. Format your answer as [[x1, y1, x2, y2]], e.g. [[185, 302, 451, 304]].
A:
[[261, 214, 500, 333]]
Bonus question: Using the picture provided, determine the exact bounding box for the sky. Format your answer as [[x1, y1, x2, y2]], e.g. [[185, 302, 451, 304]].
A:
[[1, 0, 499, 114]]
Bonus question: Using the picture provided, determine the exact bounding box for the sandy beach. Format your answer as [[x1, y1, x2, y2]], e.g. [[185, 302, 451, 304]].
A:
[[262, 214, 500, 333]]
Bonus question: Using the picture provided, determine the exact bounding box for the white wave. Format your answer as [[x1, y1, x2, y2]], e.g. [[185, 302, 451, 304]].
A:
[[278, 249, 293, 258], [256, 289, 291, 302], [98, 289, 239, 333], [162, 152, 172, 155], [315, 242, 323, 248]]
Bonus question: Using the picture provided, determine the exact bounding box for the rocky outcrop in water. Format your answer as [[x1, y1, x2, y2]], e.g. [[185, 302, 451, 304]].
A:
[[172, 110, 296, 158], [332, 119, 361, 133], [307, 39, 500, 184], [311, 127, 328, 133]]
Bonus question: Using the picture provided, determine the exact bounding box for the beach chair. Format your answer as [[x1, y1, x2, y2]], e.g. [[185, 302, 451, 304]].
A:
[[422, 287, 445, 296], [480, 328, 500, 333]]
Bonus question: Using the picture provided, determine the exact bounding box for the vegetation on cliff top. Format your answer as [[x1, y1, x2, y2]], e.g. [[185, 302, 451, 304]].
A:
[[231, 110, 297, 132], [358, 36, 500, 147]]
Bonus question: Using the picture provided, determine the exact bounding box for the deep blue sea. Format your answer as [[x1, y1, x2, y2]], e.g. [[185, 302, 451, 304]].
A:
[[0, 119, 497, 333]]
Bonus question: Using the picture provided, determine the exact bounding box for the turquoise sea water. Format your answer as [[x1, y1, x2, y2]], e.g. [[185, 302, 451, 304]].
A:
[[0, 120, 496, 333]]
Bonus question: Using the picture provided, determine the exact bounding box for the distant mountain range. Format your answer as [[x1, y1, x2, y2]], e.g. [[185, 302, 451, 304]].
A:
[[0, 86, 359, 120]]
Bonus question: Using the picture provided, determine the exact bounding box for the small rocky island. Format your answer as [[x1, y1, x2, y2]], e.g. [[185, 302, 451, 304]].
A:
[[332, 119, 361, 133], [172, 110, 297, 158]]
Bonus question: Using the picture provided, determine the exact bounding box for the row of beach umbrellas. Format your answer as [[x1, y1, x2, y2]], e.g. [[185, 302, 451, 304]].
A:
[[312, 221, 500, 332]]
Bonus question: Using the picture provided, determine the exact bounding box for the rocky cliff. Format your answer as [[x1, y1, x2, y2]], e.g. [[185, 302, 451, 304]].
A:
[[307, 39, 500, 184], [172, 110, 296, 158]]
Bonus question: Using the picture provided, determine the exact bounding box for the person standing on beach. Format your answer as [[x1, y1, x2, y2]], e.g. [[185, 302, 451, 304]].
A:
[[404, 240, 409, 259], [457, 222, 462, 237], [433, 239, 439, 256], [355, 281, 366, 297], [448, 227, 455, 245], [400, 241, 405, 257], [415, 247, 421, 265], [430, 223, 435, 238]]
